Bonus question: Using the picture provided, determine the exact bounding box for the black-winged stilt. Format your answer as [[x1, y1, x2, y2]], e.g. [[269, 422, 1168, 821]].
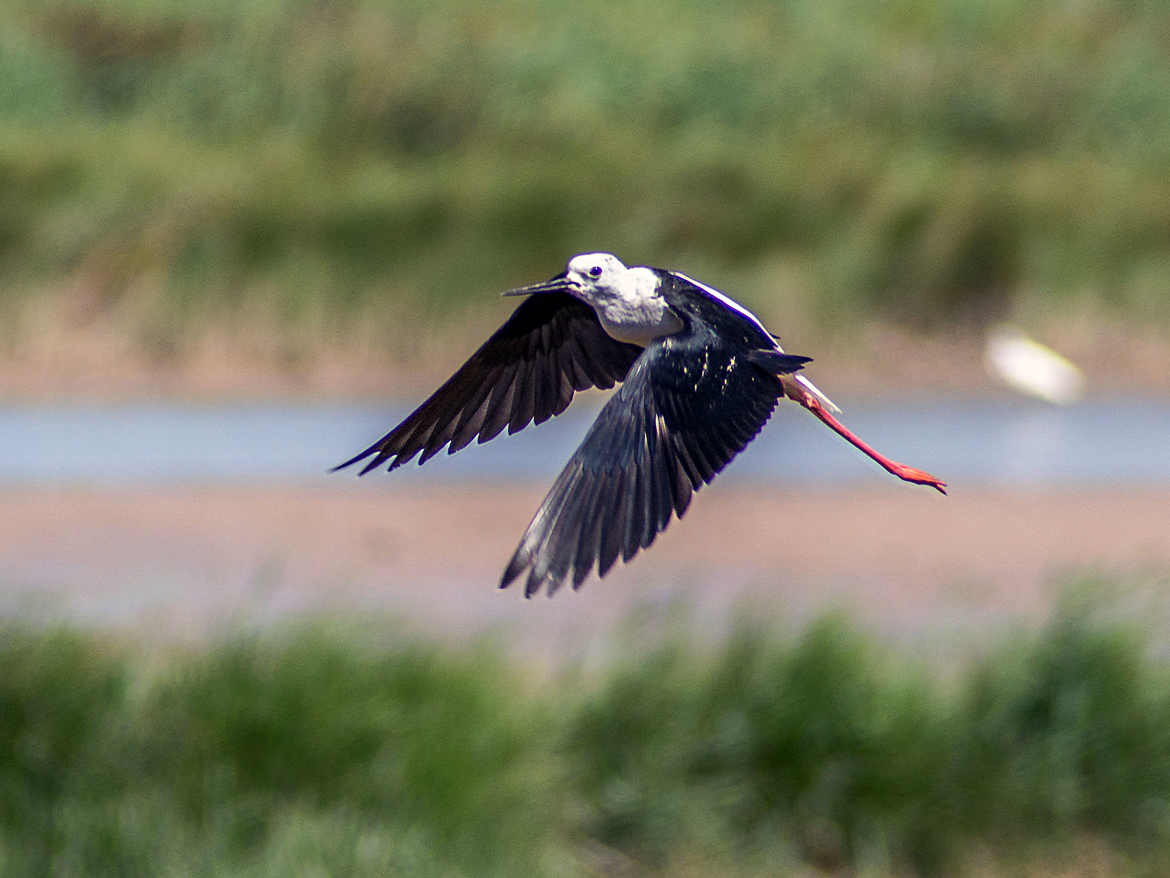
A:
[[336, 253, 946, 596]]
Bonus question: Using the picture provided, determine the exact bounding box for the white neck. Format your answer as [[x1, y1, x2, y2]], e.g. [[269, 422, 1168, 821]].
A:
[[585, 267, 683, 346]]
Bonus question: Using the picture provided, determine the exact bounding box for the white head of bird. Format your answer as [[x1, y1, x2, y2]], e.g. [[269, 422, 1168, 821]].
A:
[[559, 252, 683, 346]]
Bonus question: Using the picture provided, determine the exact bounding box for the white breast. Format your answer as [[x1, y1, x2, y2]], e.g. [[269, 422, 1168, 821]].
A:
[[598, 303, 683, 345], [594, 268, 683, 346]]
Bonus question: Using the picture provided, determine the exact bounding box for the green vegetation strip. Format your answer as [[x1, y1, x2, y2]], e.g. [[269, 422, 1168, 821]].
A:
[[2, 0, 1170, 351], [3, 597, 1170, 876]]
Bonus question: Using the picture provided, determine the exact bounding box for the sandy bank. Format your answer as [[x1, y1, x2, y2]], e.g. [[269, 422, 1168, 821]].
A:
[[3, 484, 1166, 661]]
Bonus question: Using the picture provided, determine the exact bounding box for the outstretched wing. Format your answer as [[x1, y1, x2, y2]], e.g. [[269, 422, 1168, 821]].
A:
[[335, 292, 643, 475], [500, 330, 810, 597]]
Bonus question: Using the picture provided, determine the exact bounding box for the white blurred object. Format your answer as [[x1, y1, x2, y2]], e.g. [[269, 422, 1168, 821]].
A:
[[985, 324, 1085, 404]]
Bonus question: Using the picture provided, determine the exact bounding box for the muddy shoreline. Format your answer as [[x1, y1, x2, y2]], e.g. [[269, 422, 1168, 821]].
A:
[[4, 484, 1166, 662]]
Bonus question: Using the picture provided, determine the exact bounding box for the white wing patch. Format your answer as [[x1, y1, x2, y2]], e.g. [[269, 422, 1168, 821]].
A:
[[671, 271, 773, 339], [672, 271, 842, 414]]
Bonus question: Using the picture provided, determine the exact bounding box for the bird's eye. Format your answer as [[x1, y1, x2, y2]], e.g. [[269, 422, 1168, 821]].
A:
[[589, 265, 602, 277]]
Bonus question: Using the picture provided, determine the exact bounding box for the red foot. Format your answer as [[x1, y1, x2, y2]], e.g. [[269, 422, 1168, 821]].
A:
[[785, 381, 948, 495]]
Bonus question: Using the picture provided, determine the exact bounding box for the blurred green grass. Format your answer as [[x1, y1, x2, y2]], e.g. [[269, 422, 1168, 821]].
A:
[[1, 0, 1169, 358], [3, 593, 1170, 876]]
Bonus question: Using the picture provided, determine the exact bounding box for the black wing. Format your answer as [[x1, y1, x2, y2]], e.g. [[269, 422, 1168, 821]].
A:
[[500, 331, 810, 597], [335, 293, 643, 475]]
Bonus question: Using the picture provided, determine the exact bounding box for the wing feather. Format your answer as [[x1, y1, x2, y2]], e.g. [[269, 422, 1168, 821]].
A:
[[479, 377, 517, 443], [334, 292, 642, 474], [501, 334, 810, 596]]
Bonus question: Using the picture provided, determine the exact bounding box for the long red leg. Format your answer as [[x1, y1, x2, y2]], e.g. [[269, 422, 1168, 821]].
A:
[[784, 380, 948, 494]]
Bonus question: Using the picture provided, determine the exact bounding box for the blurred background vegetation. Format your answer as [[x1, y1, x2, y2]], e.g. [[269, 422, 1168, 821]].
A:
[[2, 0, 1169, 366], [5, 3, 1170, 874], [4, 592, 1170, 876]]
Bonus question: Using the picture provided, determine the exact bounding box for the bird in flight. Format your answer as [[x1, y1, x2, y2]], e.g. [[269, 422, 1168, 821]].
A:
[[336, 253, 946, 597]]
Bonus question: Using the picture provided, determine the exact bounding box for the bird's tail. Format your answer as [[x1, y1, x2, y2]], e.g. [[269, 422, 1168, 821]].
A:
[[745, 350, 811, 374], [746, 350, 841, 410], [789, 374, 841, 414], [762, 336, 841, 414]]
